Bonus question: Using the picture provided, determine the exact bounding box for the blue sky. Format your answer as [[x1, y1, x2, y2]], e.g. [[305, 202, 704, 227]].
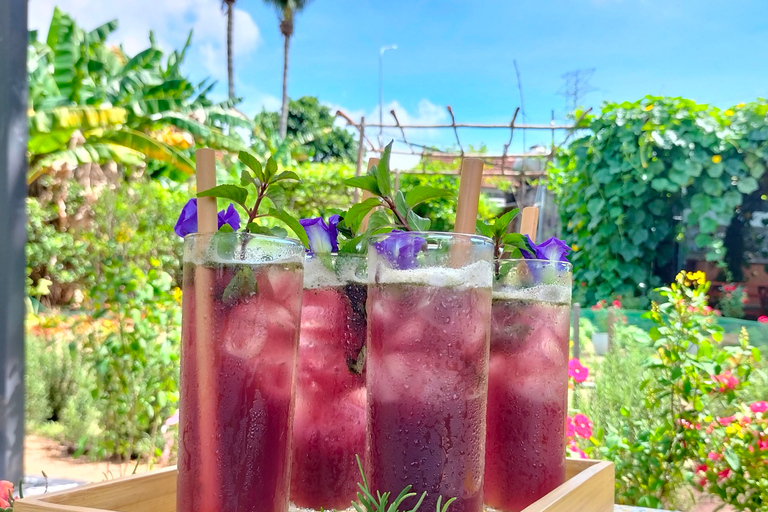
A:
[[30, 0, 768, 162]]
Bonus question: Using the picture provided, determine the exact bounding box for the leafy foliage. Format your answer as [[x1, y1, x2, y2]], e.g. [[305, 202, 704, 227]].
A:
[[254, 96, 356, 162], [591, 271, 760, 509], [28, 8, 252, 183], [549, 97, 768, 305]]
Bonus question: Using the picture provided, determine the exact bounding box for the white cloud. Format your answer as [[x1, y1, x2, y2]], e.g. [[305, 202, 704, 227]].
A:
[[29, 0, 261, 78]]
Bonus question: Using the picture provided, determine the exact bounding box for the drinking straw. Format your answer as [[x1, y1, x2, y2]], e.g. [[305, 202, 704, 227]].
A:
[[454, 157, 484, 234], [193, 148, 219, 511], [359, 157, 380, 232], [519, 206, 539, 243], [452, 157, 484, 266]]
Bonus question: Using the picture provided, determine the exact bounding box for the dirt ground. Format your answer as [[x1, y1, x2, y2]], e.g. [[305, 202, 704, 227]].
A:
[[24, 435, 165, 484]]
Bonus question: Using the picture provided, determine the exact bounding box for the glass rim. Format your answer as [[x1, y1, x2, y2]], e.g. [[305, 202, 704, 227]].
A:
[[305, 252, 365, 260], [184, 231, 305, 249], [496, 258, 573, 271], [368, 231, 493, 246]]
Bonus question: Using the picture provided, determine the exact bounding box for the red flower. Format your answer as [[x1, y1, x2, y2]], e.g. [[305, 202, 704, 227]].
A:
[[712, 370, 739, 392], [723, 284, 737, 293], [750, 401, 768, 414], [717, 468, 732, 482], [758, 438, 768, 451], [568, 358, 589, 383], [0, 480, 13, 508], [612, 299, 622, 308], [572, 413, 593, 439], [758, 316, 768, 324], [717, 416, 737, 426], [708, 451, 721, 461]]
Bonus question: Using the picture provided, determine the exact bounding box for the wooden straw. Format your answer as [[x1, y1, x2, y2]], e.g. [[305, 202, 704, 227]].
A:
[[520, 206, 539, 242], [452, 157, 484, 266], [454, 157, 484, 234], [359, 157, 380, 232], [193, 148, 218, 512]]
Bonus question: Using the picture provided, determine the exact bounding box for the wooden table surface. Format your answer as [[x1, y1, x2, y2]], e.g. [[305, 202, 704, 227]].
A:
[[615, 506, 676, 512]]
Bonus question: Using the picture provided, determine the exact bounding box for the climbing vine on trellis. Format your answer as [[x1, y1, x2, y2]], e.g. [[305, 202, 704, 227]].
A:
[[549, 96, 768, 306]]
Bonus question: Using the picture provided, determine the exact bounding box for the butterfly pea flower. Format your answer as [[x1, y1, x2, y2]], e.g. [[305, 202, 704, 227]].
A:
[[373, 230, 426, 270], [299, 215, 340, 253], [174, 198, 241, 237], [522, 235, 571, 262]]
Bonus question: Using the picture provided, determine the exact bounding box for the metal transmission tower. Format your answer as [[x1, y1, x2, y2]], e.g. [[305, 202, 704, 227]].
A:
[[558, 68, 597, 113]]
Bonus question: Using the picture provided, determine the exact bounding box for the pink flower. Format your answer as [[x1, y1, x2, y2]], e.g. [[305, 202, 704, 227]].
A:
[[723, 284, 737, 293], [714, 309, 722, 316], [566, 416, 575, 438], [612, 299, 621, 308], [758, 316, 768, 324], [568, 440, 587, 459], [758, 439, 768, 451], [718, 416, 737, 426], [0, 481, 13, 508], [568, 358, 589, 383], [708, 451, 721, 461], [754, 402, 768, 414], [712, 370, 739, 392], [717, 468, 732, 482], [572, 413, 593, 439], [164, 409, 179, 427]]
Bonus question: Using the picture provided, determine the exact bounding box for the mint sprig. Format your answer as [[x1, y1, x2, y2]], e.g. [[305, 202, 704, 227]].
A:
[[476, 209, 532, 279], [343, 141, 454, 237], [197, 151, 309, 247]]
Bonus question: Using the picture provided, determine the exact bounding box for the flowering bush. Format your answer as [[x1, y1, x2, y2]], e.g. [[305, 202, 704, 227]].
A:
[[567, 358, 594, 459], [0, 480, 14, 510], [593, 271, 760, 509], [719, 283, 747, 319]]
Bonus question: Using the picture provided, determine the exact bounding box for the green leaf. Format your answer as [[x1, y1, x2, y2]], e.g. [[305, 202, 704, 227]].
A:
[[344, 175, 381, 196], [493, 208, 520, 235], [197, 184, 249, 210], [722, 190, 742, 209], [240, 169, 257, 187], [620, 406, 630, 417], [407, 210, 430, 231], [706, 162, 725, 178], [246, 223, 272, 236], [345, 197, 382, 232], [394, 190, 409, 218], [265, 157, 278, 181], [702, 178, 723, 196], [724, 448, 741, 471], [238, 151, 264, 182], [272, 170, 300, 183], [476, 220, 494, 238], [737, 176, 758, 194], [404, 186, 453, 209], [587, 198, 606, 217], [265, 184, 286, 210], [222, 267, 258, 304], [650, 177, 673, 192], [699, 217, 718, 234], [266, 208, 309, 248], [367, 210, 394, 232], [694, 233, 711, 248], [690, 193, 711, 215], [376, 142, 393, 197]]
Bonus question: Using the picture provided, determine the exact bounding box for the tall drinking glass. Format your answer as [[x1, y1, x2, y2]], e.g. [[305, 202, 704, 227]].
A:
[[483, 259, 573, 512], [366, 232, 494, 512], [291, 254, 368, 511], [177, 232, 304, 512]]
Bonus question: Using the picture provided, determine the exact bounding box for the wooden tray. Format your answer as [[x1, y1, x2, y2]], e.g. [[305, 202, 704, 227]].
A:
[[15, 459, 614, 512]]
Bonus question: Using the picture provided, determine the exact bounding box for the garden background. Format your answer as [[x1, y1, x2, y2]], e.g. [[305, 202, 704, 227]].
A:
[[19, 5, 768, 512]]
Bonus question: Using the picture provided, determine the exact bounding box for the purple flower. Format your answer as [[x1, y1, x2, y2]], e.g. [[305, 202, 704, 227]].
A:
[[522, 235, 571, 262], [299, 214, 340, 253], [373, 231, 426, 270], [174, 198, 241, 237]]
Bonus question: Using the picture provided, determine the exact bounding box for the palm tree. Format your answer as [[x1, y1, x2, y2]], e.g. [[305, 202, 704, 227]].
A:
[[222, 0, 237, 99], [263, 0, 314, 139]]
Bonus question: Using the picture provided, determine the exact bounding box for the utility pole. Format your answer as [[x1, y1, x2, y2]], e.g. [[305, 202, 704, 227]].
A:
[[0, 0, 27, 484]]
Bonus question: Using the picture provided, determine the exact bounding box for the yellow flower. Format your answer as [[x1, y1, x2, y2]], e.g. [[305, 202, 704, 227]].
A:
[[572, 244, 579, 252], [736, 103, 745, 108], [172, 287, 183, 303], [711, 155, 722, 164], [726, 423, 742, 436], [644, 104, 654, 111], [685, 271, 706, 286], [150, 257, 161, 267], [724, 109, 735, 116]]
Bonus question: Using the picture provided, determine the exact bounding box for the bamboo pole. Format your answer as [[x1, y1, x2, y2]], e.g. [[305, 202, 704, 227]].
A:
[[193, 148, 218, 512], [520, 206, 539, 242], [452, 158, 484, 267]]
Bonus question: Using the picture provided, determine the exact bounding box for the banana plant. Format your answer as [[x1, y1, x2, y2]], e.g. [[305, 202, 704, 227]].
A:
[[27, 8, 254, 184]]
